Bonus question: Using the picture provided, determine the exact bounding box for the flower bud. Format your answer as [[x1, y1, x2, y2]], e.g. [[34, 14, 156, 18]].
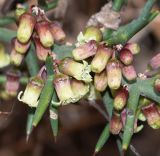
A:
[[106, 59, 122, 89], [14, 38, 31, 54], [59, 57, 92, 83], [15, 7, 26, 21], [83, 26, 102, 42], [33, 37, 50, 61], [72, 40, 97, 61], [122, 65, 137, 81], [71, 79, 89, 100], [91, 45, 112, 73], [119, 49, 133, 65], [94, 70, 108, 92], [50, 21, 66, 42], [17, 13, 36, 43], [154, 78, 160, 93], [36, 21, 54, 47], [5, 70, 20, 96], [113, 88, 128, 111], [18, 76, 44, 107], [53, 72, 77, 105], [142, 103, 160, 129], [124, 43, 140, 55], [10, 48, 24, 66], [0, 43, 10, 68], [110, 113, 122, 135], [149, 53, 160, 70]]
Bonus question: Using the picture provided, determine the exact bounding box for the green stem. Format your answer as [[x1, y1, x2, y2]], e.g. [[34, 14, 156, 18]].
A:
[[32, 56, 54, 127], [112, 0, 127, 12], [104, 0, 159, 45]]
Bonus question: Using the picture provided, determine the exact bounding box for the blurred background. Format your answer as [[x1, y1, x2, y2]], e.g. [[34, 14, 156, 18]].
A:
[[0, 0, 160, 156]]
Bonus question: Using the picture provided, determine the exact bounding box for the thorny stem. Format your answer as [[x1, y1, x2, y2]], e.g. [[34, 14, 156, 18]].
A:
[[112, 0, 127, 12]]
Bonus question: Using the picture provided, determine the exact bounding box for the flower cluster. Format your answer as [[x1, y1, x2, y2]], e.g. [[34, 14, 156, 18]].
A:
[[10, 6, 66, 65]]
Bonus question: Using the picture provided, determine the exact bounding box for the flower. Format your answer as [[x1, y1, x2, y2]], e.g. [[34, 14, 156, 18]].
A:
[[124, 43, 140, 55], [17, 13, 36, 43], [72, 40, 97, 61], [119, 49, 133, 65], [91, 45, 112, 73], [18, 76, 44, 107], [35, 21, 54, 47], [94, 70, 108, 92], [59, 57, 92, 83], [106, 59, 122, 89]]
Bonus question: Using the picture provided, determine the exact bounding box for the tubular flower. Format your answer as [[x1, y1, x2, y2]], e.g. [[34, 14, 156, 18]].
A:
[[71, 79, 90, 100], [142, 103, 160, 129], [110, 112, 123, 135], [17, 13, 36, 43], [72, 40, 97, 61], [83, 26, 103, 42], [35, 21, 54, 48], [14, 38, 31, 54], [10, 48, 24, 66], [122, 65, 137, 81], [91, 45, 112, 73], [59, 57, 92, 83], [0, 43, 10, 68], [113, 87, 129, 111], [33, 37, 50, 61], [53, 72, 79, 106], [18, 76, 44, 107], [106, 59, 122, 90], [94, 70, 108, 92], [50, 21, 66, 42], [119, 49, 133, 65], [124, 43, 140, 55], [5, 70, 20, 96]]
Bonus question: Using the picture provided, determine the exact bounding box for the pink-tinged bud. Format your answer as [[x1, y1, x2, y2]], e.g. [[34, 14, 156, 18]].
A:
[[122, 65, 137, 81], [17, 13, 36, 43], [10, 48, 24, 66], [149, 53, 160, 70], [94, 70, 108, 92], [5, 70, 20, 96], [154, 78, 160, 93], [18, 76, 44, 107], [106, 59, 122, 89], [83, 26, 103, 42], [71, 79, 89, 100], [59, 58, 92, 83], [124, 43, 140, 55], [36, 21, 54, 48], [113, 88, 129, 111], [91, 45, 112, 73], [14, 38, 31, 54], [72, 40, 97, 61], [53, 72, 77, 105], [15, 7, 26, 21], [110, 113, 122, 135], [119, 49, 133, 65], [33, 37, 50, 61], [142, 103, 160, 129], [50, 22, 66, 42], [0, 43, 10, 68]]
